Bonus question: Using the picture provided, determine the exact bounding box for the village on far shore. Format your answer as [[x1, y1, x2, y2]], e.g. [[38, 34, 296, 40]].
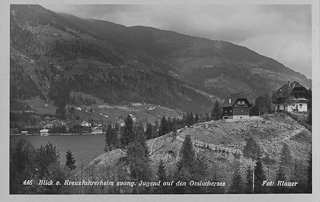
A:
[[10, 80, 311, 137]]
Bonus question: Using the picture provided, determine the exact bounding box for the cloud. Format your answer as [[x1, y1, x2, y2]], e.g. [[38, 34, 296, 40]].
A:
[[42, 4, 312, 78]]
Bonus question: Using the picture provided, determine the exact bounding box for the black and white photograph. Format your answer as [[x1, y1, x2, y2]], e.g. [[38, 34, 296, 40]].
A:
[[2, 0, 319, 200]]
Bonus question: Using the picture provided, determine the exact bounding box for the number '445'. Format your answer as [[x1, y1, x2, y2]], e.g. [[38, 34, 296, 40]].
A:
[[23, 180, 33, 185]]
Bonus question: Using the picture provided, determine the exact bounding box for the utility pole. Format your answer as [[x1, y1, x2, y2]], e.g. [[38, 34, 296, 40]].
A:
[[253, 165, 255, 193], [252, 160, 255, 194]]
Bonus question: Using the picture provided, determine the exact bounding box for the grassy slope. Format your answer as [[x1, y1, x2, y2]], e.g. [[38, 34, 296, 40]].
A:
[[83, 114, 311, 190]]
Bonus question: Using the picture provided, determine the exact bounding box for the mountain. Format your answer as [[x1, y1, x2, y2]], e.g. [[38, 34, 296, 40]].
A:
[[10, 5, 311, 114]]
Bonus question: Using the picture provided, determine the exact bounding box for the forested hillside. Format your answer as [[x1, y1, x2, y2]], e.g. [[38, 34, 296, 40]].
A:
[[10, 4, 311, 114]]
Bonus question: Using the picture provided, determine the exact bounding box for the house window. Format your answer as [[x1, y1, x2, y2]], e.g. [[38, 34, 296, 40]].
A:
[[300, 104, 302, 108], [230, 110, 232, 112], [229, 99, 231, 104], [238, 100, 245, 106]]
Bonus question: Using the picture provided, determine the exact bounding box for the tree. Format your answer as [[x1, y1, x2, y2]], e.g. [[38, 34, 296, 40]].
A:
[[177, 135, 195, 172], [274, 143, 292, 193], [158, 159, 166, 182], [145, 123, 153, 140], [154, 119, 159, 134], [34, 142, 60, 178], [157, 159, 167, 193], [189, 112, 195, 126], [253, 158, 267, 193], [134, 123, 149, 157], [207, 168, 225, 194], [34, 142, 65, 193], [306, 151, 312, 193], [195, 113, 200, 123], [158, 116, 168, 137], [65, 150, 76, 171], [244, 167, 253, 194], [243, 136, 262, 160], [229, 163, 244, 194], [306, 110, 312, 125], [105, 124, 118, 151], [291, 160, 307, 193], [10, 140, 66, 194], [279, 143, 292, 169], [174, 135, 195, 193], [10, 138, 36, 194], [211, 101, 222, 120], [251, 94, 272, 115], [174, 135, 208, 193], [273, 164, 287, 193], [167, 117, 173, 132], [120, 115, 134, 148], [126, 140, 152, 193]]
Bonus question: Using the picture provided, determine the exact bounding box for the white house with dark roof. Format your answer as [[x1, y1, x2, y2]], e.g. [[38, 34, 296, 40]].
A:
[[272, 81, 310, 112]]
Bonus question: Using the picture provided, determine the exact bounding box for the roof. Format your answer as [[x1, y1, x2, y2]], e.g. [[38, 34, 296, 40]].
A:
[[221, 92, 251, 108], [271, 81, 308, 100]]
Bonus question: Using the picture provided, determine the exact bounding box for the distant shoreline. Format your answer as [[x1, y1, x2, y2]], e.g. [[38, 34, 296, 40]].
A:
[[10, 133, 104, 136]]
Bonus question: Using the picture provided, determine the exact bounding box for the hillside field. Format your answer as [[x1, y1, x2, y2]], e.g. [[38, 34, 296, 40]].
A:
[[80, 114, 311, 192]]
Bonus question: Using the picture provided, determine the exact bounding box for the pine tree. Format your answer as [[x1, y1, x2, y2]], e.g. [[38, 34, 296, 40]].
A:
[[263, 93, 272, 114], [34, 142, 65, 193], [306, 110, 312, 125], [134, 123, 149, 157], [158, 116, 167, 137], [105, 124, 118, 151], [273, 164, 287, 193], [177, 135, 195, 172], [104, 124, 112, 151], [306, 151, 312, 193], [120, 115, 134, 148], [173, 135, 195, 193], [158, 159, 166, 182], [253, 158, 267, 193], [35, 142, 60, 178], [189, 112, 195, 126], [290, 160, 306, 193], [245, 166, 253, 194], [167, 117, 173, 132], [126, 136, 152, 193], [208, 167, 225, 194], [279, 143, 292, 168], [145, 123, 153, 140], [229, 165, 243, 193], [211, 101, 222, 120], [195, 113, 200, 123], [157, 159, 167, 193], [65, 150, 76, 171], [172, 124, 178, 140], [154, 119, 159, 138], [10, 138, 36, 194]]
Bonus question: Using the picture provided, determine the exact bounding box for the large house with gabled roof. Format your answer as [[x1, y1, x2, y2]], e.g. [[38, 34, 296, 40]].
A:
[[272, 81, 310, 112], [221, 92, 252, 119]]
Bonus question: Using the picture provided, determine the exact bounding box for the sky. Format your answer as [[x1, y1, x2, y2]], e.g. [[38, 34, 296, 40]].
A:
[[42, 4, 312, 79]]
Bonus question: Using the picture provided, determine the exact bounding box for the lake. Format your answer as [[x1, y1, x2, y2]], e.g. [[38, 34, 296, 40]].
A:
[[10, 134, 106, 171]]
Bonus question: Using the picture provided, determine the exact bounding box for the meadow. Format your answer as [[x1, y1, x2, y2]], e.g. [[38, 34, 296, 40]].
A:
[[10, 134, 106, 172]]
